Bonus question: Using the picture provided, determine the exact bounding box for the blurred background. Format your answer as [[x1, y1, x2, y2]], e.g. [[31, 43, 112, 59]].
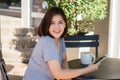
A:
[[0, 0, 120, 80]]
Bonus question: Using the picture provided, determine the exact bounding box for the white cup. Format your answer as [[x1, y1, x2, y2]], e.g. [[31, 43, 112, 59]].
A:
[[81, 52, 95, 65]]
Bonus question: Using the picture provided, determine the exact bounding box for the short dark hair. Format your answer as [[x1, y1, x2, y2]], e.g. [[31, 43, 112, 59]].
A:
[[38, 7, 68, 38]]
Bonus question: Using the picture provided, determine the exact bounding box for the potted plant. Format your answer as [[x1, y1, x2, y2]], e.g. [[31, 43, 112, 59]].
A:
[[42, 0, 108, 36]]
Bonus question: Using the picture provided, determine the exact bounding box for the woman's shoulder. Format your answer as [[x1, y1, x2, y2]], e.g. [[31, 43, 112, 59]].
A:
[[38, 36, 54, 43]]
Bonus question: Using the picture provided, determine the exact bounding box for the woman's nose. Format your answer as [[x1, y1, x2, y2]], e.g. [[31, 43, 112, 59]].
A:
[[54, 24, 60, 28]]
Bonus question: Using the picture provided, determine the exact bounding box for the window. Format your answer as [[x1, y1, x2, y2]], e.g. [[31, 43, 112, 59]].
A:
[[0, 0, 21, 8]]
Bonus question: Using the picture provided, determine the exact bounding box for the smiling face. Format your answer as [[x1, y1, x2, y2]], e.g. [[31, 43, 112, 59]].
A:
[[38, 7, 67, 38], [49, 15, 66, 39]]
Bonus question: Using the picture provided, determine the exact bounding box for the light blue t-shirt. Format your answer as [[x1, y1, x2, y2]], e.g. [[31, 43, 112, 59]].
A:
[[23, 36, 66, 80]]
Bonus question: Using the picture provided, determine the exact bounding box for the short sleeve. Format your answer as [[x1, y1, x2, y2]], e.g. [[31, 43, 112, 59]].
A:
[[43, 37, 59, 62]]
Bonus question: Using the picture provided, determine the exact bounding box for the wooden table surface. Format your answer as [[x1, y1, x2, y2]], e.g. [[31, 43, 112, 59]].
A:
[[68, 58, 120, 80]]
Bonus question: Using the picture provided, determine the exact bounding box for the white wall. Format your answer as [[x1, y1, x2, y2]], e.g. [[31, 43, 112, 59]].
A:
[[21, 0, 32, 27]]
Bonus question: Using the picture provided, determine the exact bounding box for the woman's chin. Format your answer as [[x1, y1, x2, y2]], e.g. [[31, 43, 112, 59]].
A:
[[53, 35, 61, 39]]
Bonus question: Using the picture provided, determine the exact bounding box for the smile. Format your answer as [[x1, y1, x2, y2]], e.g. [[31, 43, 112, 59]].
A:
[[53, 31, 61, 34]]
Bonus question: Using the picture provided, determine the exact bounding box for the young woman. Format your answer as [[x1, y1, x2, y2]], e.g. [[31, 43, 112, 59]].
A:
[[23, 7, 100, 80]]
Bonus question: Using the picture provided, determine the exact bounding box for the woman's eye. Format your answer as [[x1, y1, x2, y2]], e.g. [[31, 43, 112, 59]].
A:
[[50, 22, 54, 25], [59, 21, 64, 24]]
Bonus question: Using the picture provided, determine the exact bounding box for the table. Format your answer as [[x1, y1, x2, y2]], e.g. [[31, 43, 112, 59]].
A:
[[68, 58, 120, 80]]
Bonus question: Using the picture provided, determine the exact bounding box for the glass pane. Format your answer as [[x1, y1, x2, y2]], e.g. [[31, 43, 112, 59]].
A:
[[0, 0, 21, 9]]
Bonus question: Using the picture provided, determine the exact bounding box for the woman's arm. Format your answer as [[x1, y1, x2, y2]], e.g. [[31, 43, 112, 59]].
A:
[[48, 59, 99, 80], [61, 52, 71, 80], [61, 52, 69, 69]]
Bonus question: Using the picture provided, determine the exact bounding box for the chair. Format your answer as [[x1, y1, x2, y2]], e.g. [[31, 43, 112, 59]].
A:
[[0, 58, 9, 80], [64, 34, 99, 57], [0, 50, 9, 80]]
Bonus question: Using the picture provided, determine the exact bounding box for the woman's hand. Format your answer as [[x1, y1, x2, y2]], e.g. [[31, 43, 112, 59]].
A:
[[87, 62, 100, 72]]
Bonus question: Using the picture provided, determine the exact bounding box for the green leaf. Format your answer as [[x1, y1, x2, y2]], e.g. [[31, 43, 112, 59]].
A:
[[44, 0, 108, 35]]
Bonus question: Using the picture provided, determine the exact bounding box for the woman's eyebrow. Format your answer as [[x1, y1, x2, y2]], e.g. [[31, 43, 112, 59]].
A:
[[59, 20, 65, 22]]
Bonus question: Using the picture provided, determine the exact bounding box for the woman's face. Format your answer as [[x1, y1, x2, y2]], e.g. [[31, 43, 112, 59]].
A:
[[49, 15, 66, 39]]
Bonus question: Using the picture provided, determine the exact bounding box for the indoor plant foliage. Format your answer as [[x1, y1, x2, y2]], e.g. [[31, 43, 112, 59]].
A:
[[43, 0, 108, 36]]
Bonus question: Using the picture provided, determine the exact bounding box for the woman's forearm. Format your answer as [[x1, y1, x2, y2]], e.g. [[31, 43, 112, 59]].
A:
[[55, 63, 99, 79]]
